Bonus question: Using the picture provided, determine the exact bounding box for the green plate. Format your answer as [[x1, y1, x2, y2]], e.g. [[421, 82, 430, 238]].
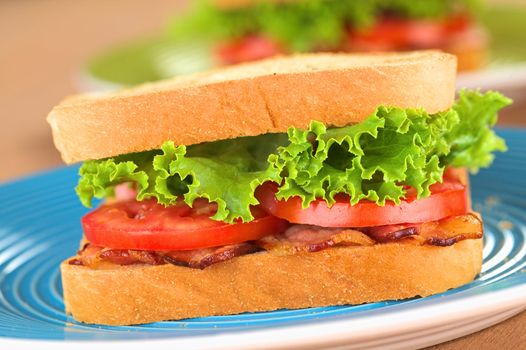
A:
[[86, 37, 215, 88]]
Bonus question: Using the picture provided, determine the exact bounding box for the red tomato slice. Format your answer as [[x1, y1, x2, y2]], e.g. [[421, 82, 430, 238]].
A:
[[443, 14, 471, 34], [255, 178, 468, 228], [348, 18, 443, 51], [347, 15, 474, 51], [216, 35, 282, 65], [82, 198, 288, 251]]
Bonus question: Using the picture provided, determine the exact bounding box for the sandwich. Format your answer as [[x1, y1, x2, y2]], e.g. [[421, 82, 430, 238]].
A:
[[47, 51, 511, 326], [169, 0, 487, 71], [87, 0, 487, 89]]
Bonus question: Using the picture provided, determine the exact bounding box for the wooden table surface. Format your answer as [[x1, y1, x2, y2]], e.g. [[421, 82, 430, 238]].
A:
[[1, 1, 525, 348]]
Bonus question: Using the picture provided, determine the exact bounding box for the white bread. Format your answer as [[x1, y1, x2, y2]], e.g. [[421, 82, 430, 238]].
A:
[[47, 51, 456, 163], [61, 239, 482, 325]]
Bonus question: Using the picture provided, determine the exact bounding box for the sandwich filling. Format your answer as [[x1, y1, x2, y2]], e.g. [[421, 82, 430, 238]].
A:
[[72, 90, 510, 269], [169, 0, 482, 65]]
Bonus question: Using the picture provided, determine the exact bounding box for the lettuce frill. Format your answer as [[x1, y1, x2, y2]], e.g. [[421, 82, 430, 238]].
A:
[[77, 90, 510, 223]]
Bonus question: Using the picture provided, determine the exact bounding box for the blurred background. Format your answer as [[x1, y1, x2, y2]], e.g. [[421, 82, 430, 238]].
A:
[[1, 1, 526, 348], [1, 0, 526, 183]]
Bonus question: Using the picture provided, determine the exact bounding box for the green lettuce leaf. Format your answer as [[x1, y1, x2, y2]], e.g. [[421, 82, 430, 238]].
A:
[[271, 107, 457, 207], [167, 0, 479, 52], [444, 90, 510, 171], [76, 90, 510, 223], [151, 134, 287, 222], [76, 150, 156, 208], [77, 134, 287, 222]]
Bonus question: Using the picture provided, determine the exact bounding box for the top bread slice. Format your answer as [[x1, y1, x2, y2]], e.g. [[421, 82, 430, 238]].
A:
[[48, 51, 456, 163]]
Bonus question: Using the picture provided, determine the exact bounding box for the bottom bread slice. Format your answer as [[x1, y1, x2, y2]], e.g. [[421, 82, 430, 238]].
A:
[[61, 239, 482, 325]]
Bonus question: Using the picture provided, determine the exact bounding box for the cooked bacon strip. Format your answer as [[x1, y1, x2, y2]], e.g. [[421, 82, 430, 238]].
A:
[[74, 244, 103, 266], [419, 213, 482, 246], [68, 258, 83, 266], [363, 225, 418, 243], [257, 225, 375, 255], [98, 249, 164, 265], [260, 214, 482, 255], [75, 242, 260, 269], [73, 245, 165, 267], [72, 214, 483, 267], [426, 236, 464, 247], [364, 213, 483, 246], [164, 243, 260, 269]]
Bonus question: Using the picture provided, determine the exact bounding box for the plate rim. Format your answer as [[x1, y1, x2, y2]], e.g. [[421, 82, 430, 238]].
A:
[[1, 283, 525, 349]]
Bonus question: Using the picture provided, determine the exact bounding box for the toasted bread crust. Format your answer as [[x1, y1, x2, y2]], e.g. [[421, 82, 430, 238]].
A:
[[48, 51, 456, 163], [61, 239, 482, 325]]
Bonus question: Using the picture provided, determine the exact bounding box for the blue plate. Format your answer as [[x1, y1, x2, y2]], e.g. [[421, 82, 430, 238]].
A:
[[1, 129, 526, 344]]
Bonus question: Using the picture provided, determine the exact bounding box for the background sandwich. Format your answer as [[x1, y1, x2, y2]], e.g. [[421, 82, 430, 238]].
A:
[[86, 0, 492, 89], [170, 0, 487, 71], [48, 51, 510, 325]]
